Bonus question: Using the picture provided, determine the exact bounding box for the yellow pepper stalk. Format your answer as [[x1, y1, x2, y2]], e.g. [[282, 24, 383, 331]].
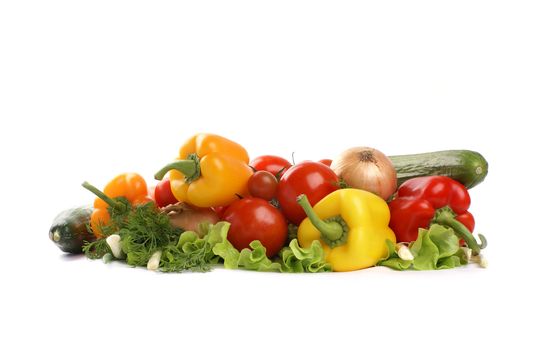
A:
[[154, 133, 253, 208], [297, 189, 396, 272]]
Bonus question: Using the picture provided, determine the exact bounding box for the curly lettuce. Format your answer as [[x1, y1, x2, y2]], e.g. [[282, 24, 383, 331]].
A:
[[377, 224, 469, 271], [211, 223, 330, 273]]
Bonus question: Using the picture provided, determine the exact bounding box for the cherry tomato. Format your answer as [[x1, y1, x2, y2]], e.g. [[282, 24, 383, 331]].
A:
[[250, 155, 292, 178], [154, 178, 179, 208], [248, 170, 278, 200], [318, 159, 332, 167], [223, 198, 287, 257], [277, 162, 339, 225]]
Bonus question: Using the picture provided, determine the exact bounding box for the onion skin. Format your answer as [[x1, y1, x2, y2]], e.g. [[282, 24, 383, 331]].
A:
[[330, 147, 397, 200], [169, 208, 220, 236]]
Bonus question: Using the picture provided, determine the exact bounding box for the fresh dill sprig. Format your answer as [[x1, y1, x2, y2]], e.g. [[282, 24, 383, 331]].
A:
[[160, 238, 219, 272], [82, 238, 111, 259], [82, 197, 221, 272], [82, 197, 132, 260], [102, 197, 132, 236], [118, 203, 182, 267], [80, 183, 219, 271]]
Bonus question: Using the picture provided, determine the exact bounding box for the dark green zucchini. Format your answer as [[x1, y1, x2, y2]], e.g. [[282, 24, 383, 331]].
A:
[[388, 150, 488, 189], [49, 207, 95, 254]]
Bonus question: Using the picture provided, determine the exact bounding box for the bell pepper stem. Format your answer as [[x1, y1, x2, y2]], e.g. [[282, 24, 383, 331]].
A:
[[81, 181, 124, 210], [433, 207, 487, 255], [297, 194, 347, 247], [154, 154, 200, 182]]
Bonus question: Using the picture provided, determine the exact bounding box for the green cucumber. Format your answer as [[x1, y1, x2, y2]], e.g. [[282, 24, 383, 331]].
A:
[[388, 150, 488, 189]]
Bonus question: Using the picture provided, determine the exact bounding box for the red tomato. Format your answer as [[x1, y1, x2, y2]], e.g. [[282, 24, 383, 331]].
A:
[[277, 162, 339, 225], [154, 178, 179, 208], [223, 198, 287, 257], [318, 159, 332, 167], [250, 155, 292, 178], [248, 170, 278, 200]]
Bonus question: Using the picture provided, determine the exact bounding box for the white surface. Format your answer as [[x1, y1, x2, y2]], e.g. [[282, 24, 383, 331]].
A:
[[1, 1, 545, 349]]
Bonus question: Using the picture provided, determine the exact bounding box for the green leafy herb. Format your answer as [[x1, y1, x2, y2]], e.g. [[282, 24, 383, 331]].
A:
[[159, 223, 228, 272], [83, 201, 182, 264], [82, 238, 112, 259], [106, 197, 132, 230], [119, 203, 182, 267], [82, 196, 133, 258], [377, 224, 469, 270]]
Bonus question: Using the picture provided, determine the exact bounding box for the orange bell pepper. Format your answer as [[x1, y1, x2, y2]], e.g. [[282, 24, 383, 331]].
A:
[[85, 173, 152, 238], [154, 133, 253, 208]]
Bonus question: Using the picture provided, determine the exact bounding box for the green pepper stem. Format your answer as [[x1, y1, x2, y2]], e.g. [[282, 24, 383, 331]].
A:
[[433, 207, 487, 255], [154, 154, 200, 182], [81, 181, 123, 209], [297, 194, 346, 245]]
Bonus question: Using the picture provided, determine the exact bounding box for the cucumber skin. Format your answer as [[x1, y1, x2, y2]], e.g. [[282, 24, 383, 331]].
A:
[[388, 150, 488, 189]]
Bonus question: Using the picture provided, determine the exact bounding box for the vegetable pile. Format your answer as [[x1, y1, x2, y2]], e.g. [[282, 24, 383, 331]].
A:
[[49, 133, 489, 273]]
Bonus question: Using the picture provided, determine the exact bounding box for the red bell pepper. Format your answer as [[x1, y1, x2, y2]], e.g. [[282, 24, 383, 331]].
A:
[[388, 176, 486, 255]]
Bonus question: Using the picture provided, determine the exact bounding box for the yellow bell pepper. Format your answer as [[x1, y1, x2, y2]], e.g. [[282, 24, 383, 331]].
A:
[[297, 189, 396, 272], [154, 133, 253, 208]]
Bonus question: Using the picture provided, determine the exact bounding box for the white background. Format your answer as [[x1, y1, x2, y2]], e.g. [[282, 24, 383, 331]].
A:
[[1, 1, 545, 349]]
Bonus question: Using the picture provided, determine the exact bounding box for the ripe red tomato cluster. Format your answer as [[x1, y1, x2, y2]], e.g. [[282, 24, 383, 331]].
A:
[[223, 155, 338, 257], [150, 155, 338, 258]]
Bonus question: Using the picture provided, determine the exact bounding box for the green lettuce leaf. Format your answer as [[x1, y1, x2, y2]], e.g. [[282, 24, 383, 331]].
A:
[[211, 226, 330, 273], [280, 239, 332, 273], [410, 227, 440, 270], [204, 222, 231, 246], [159, 222, 230, 272], [210, 223, 241, 269], [429, 224, 461, 259], [213, 236, 282, 272], [377, 240, 412, 270], [377, 224, 468, 271], [412, 224, 468, 270], [238, 241, 283, 272]]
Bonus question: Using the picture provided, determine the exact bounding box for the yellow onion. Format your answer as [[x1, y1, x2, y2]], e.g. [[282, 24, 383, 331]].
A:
[[162, 203, 220, 237], [330, 147, 397, 200]]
